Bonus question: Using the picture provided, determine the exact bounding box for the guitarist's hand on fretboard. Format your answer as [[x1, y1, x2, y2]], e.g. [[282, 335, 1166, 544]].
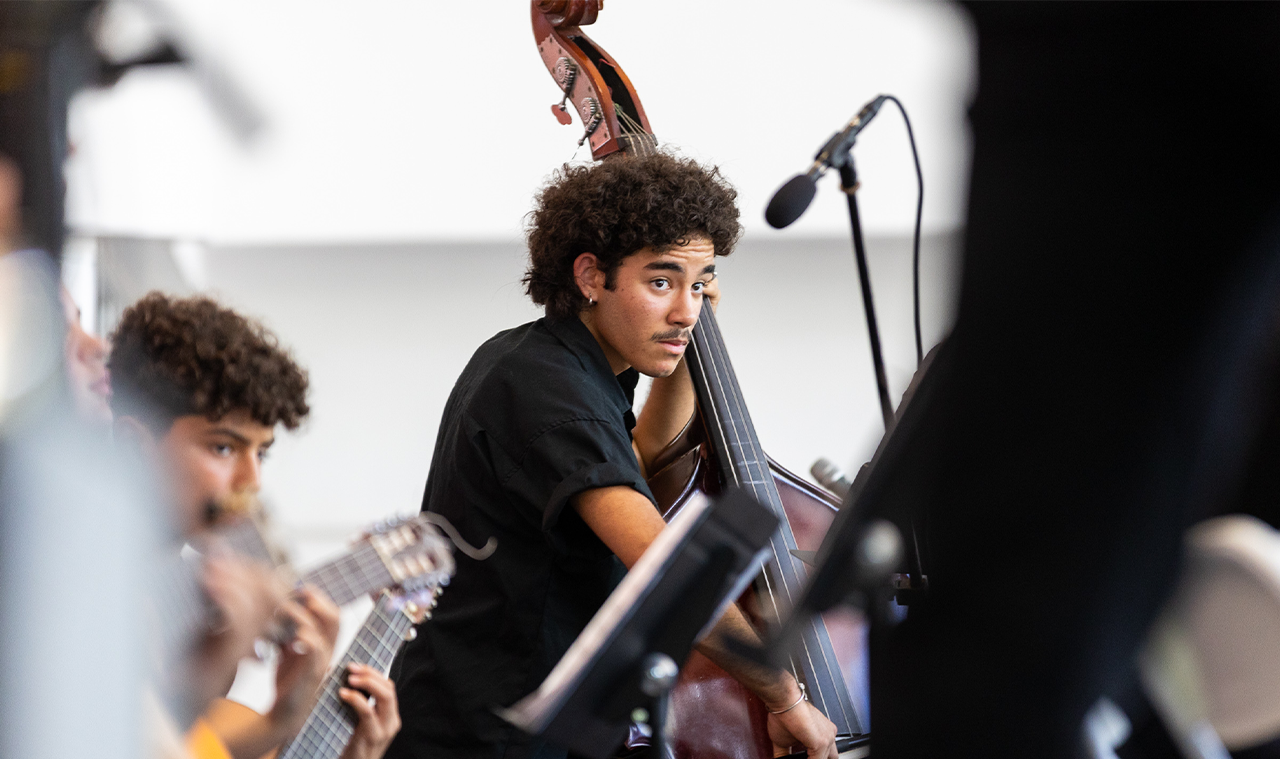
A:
[[336, 663, 401, 759]]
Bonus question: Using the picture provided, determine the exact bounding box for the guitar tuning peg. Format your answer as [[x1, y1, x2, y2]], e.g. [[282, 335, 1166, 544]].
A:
[[404, 627, 417, 642]]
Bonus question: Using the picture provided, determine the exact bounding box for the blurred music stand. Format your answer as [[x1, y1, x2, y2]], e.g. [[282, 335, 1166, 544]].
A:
[[759, 346, 944, 671], [497, 487, 779, 759]]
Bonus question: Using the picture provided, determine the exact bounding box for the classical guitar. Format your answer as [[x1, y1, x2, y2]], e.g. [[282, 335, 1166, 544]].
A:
[[209, 587, 443, 759], [529, 4, 867, 757], [277, 588, 438, 759], [158, 513, 457, 665]]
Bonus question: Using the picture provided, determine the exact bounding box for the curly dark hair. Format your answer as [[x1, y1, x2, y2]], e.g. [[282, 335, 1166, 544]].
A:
[[523, 152, 742, 320], [108, 292, 309, 432]]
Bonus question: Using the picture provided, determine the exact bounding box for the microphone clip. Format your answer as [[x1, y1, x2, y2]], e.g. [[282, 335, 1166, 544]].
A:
[[811, 94, 889, 177]]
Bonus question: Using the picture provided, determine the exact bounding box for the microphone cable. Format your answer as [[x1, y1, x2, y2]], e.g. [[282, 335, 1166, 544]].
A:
[[880, 95, 925, 367]]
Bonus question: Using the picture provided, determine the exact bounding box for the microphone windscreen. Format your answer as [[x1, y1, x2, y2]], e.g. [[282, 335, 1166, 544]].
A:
[[765, 174, 817, 229]]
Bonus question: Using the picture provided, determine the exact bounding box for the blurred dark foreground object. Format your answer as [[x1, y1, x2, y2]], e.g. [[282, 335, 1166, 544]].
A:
[[0, 1, 101, 257], [863, 4, 1280, 758]]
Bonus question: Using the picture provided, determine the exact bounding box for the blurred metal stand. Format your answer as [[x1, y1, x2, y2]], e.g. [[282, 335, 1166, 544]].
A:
[[0, 3, 260, 757], [0, 251, 159, 759]]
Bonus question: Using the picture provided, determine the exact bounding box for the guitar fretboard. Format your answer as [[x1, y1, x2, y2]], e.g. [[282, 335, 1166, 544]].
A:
[[159, 528, 395, 664], [299, 542, 394, 607], [278, 593, 414, 759]]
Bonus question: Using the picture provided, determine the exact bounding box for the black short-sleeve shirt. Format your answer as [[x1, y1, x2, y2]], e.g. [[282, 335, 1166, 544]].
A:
[[387, 316, 655, 759]]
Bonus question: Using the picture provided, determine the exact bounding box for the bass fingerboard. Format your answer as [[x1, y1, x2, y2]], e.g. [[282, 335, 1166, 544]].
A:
[[685, 303, 864, 737], [277, 593, 415, 759]]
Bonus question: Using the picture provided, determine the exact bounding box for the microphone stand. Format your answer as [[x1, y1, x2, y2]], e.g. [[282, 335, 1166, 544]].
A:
[[839, 160, 894, 429], [838, 156, 929, 602]]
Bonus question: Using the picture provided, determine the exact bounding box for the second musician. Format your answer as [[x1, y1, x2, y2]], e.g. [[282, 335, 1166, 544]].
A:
[[387, 153, 838, 759]]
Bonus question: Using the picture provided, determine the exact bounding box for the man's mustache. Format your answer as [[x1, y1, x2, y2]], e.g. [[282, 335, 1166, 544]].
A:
[[652, 328, 692, 343]]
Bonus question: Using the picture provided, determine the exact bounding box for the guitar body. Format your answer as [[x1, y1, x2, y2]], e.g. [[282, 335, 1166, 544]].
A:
[[646, 424, 866, 759], [202, 698, 281, 759]]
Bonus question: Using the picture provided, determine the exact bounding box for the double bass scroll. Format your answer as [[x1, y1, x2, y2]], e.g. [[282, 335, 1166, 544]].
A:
[[532, 0, 657, 160]]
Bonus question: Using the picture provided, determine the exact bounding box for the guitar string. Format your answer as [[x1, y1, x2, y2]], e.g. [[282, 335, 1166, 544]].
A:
[[293, 610, 391, 754], [282, 596, 413, 759]]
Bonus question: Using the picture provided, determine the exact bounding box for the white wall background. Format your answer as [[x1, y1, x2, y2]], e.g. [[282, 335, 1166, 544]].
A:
[[65, 0, 974, 243]]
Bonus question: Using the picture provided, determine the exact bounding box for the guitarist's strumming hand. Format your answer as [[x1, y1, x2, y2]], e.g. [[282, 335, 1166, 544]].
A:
[[197, 551, 290, 710], [338, 663, 402, 759], [269, 585, 340, 736], [212, 584, 343, 759]]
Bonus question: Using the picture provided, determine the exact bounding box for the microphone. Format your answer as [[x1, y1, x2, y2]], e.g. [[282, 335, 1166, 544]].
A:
[[764, 174, 818, 229], [810, 457, 854, 499], [765, 95, 889, 229]]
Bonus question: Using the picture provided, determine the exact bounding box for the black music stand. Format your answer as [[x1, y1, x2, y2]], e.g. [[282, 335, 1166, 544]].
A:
[[758, 346, 943, 671], [496, 487, 779, 759]]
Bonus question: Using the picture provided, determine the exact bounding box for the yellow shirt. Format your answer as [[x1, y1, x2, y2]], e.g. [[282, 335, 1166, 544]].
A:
[[185, 718, 234, 759]]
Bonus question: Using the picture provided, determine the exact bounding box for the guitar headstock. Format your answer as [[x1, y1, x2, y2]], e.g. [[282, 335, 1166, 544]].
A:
[[387, 585, 442, 635], [363, 515, 457, 593], [531, 0, 656, 160]]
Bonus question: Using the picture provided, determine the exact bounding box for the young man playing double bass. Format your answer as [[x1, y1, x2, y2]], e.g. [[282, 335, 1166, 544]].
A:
[[387, 153, 838, 759]]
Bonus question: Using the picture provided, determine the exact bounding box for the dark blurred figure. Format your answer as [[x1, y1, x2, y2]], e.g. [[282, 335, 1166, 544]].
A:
[[865, 4, 1280, 758], [0, 2, 100, 258]]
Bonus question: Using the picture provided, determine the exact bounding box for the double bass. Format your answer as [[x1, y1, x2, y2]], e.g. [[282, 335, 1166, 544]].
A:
[[530, 4, 869, 757]]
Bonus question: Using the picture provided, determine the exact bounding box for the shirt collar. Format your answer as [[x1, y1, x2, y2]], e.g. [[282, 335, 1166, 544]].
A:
[[543, 315, 640, 412]]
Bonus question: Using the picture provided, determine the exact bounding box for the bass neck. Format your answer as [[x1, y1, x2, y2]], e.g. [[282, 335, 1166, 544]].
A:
[[684, 302, 865, 738]]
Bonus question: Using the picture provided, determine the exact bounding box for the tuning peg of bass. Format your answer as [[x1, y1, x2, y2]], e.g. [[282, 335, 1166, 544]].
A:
[[552, 103, 573, 125]]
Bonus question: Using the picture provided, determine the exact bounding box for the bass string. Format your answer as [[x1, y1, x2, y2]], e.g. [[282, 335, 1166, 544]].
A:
[[688, 318, 813, 703], [615, 105, 656, 157], [692, 307, 856, 734], [709, 322, 856, 733]]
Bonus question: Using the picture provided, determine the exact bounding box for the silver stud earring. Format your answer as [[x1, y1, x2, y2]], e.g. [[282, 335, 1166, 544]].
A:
[[588, 297, 596, 307]]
